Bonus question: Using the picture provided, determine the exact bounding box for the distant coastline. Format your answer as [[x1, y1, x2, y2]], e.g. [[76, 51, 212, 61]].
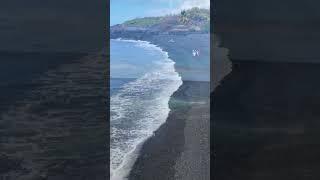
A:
[[111, 28, 210, 180]]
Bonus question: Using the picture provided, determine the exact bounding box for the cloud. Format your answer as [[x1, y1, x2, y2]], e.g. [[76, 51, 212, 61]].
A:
[[180, 0, 210, 10], [147, 0, 209, 17]]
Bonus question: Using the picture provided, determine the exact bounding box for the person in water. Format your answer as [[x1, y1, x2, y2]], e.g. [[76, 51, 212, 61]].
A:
[[192, 49, 197, 56], [192, 49, 200, 57]]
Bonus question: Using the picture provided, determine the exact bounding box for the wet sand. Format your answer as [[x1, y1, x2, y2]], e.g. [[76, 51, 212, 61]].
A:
[[128, 34, 210, 180], [129, 81, 210, 180], [174, 82, 210, 180]]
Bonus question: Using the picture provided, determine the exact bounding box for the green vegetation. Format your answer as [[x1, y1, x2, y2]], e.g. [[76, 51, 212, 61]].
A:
[[180, 10, 188, 24], [180, 7, 210, 24], [123, 17, 164, 27], [185, 7, 210, 21], [121, 7, 210, 32]]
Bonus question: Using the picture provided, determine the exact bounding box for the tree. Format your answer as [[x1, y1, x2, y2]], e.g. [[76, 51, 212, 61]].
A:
[[180, 10, 188, 24]]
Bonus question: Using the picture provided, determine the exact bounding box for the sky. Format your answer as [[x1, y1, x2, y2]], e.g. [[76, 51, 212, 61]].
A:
[[110, 0, 210, 25]]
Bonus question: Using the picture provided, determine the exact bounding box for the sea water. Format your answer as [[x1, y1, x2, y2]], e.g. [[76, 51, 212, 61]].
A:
[[110, 39, 182, 179]]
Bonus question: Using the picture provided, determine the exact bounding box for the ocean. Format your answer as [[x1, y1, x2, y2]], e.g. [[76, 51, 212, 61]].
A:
[[110, 39, 182, 179]]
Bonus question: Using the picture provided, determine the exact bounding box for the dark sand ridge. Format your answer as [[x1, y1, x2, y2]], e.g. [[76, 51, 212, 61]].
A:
[[0, 53, 108, 180], [212, 0, 320, 179]]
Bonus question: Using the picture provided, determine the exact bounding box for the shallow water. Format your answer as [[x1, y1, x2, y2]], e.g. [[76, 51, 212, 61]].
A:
[[110, 39, 182, 179]]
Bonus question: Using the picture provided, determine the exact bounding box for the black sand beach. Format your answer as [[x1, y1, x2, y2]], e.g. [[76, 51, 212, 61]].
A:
[[0, 52, 108, 180], [130, 81, 210, 180], [120, 34, 211, 180]]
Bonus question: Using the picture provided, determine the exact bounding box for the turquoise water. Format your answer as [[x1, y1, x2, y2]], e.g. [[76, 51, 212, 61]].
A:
[[151, 34, 210, 81]]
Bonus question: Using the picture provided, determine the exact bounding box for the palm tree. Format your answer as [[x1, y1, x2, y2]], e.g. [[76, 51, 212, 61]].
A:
[[180, 10, 188, 24]]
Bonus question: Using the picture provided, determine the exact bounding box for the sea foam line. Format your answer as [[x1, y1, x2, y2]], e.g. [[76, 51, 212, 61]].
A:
[[110, 39, 182, 180]]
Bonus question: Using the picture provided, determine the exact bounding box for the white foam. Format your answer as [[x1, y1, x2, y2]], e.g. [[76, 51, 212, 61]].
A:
[[112, 38, 162, 52], [110, 39, 182, 180]]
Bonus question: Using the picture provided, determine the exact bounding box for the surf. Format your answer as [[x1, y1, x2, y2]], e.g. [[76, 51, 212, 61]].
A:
[[110, 39, 182, 179]]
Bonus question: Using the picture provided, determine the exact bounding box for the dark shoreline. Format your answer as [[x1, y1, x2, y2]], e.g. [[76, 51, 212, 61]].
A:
[[129, 81, 189, 180], [115, 33, 211, 180], [129, 81, 210, 180]]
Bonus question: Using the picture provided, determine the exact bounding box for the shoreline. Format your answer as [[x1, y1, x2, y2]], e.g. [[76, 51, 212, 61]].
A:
[[129, 80, 210, 180], [110, 39, 183, 180], [112, 33, 210, 82], [113, 34, 210, 179]]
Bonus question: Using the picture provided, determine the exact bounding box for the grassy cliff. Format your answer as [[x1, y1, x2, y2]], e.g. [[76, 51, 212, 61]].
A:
[[112, 8, 210, 33]]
